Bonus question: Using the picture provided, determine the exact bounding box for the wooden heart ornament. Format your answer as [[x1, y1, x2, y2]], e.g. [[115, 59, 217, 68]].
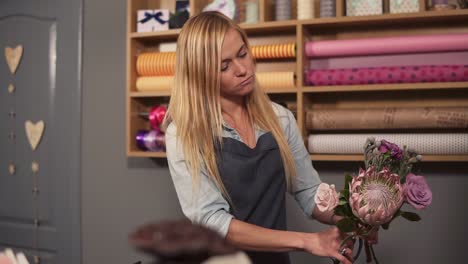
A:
[[25, 120, 45, 151], [5, 45, 23, 74]]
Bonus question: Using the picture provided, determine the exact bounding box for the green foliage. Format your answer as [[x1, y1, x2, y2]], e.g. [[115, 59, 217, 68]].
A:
[[400, 211, 421, 222], [337, 218, 356, 233]]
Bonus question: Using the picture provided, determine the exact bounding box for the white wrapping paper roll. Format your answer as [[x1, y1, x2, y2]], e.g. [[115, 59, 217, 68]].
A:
[[308, 133, 468, 154]]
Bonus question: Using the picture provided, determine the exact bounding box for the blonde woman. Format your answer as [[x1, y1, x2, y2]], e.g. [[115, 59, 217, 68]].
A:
[[164, 12, 353, 264]]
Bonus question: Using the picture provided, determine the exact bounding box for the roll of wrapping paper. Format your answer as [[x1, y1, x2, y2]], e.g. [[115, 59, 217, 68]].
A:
[[256, 72, 295, 89], [297, 0, 315, 20], [136, 76, 174, 91], [309, 51, 468, 70], [306, 107, 468, 131], [307, 133, 468, 154], [251, 43, 296, 59], [305, 65, 468, 86], [305, 33, 468, 58], [137, 52, 176, 76]]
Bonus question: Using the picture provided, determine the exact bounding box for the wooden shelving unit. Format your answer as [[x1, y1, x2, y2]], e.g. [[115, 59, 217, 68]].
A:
[[127, 0, 468, 162]]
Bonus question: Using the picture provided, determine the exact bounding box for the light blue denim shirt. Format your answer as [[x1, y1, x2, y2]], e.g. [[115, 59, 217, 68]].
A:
[[165, 103, 322, 237]]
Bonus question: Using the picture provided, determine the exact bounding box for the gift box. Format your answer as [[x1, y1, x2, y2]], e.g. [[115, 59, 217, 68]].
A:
[[346, 0, 383, 16], [390, 0, 420, 13], [137, 9, 169, 32]]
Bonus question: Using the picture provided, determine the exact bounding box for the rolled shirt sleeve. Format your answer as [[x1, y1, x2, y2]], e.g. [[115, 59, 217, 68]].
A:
[[165, 123, 234, 237], [272, 103, 322, 217]]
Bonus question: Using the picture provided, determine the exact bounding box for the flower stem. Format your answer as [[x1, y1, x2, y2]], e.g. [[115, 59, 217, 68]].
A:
[[364, 241, 372, 263], [370, 244, 380, 264]]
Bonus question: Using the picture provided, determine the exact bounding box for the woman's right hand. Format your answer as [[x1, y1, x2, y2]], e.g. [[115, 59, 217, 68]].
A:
[[302, 226, 354, 264]]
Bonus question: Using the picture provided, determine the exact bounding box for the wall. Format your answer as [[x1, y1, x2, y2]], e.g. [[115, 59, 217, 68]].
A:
[[81, 0, 468, 263], [81, 1, 184, 263]]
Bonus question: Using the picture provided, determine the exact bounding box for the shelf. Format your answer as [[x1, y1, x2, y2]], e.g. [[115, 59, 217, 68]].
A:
[[264, 88, 297, 94], [128, 152, 468, 161], [130, 90, 172, 97], [127, 0, 468, 162], [310, 154, 468, 162], [302, 82, 468, 93], [127, 151, 167, 158], [130, 29, 181, 40], [300, 9, 468, 29], [240, 20, 297, 34]]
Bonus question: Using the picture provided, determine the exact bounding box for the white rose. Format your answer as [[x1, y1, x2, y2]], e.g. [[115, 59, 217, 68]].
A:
[[314, 183, 339, 212]]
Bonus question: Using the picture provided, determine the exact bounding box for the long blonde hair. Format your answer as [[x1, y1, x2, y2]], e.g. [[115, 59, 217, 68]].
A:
[[165, 11, 296, 198]]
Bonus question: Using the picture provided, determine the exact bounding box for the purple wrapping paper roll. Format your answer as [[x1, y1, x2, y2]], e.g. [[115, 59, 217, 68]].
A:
[[305, 33, 468, 58], [306, 65, 468, 86]]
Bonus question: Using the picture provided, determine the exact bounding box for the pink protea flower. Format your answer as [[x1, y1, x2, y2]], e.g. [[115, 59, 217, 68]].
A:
[[349, 167, 404, 226]]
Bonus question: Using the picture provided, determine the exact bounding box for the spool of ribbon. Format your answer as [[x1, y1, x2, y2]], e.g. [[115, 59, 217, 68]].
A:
[[250, 43, 296, 59], [275, 0, 292, 21], [256, 72, 296, 90], [297, 0, 315, 20], [245, 0, 259, 23], [136, 130, 166, 152], [137, 52, 176, 76], [148, 105, 167, 131], [136, 76, 174, 91]]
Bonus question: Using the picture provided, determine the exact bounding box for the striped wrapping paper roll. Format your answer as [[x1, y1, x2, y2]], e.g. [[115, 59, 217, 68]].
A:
[[137, 52, 176, 76], [305, 33, 468, 58], [136, 76, 174, 91], [297, 0, 315, 19], [308, 133, 468, 154], [306, 107, 468, 130], [256, 72, 295, 90], [275, 0, 291, 20], [305, 65, 468, 86], [251, 43, 296, 59]]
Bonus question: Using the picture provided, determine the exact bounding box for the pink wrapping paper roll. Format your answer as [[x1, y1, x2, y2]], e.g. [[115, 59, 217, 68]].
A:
[[305, 65, 468, 86], [305, 33, 468, 58]]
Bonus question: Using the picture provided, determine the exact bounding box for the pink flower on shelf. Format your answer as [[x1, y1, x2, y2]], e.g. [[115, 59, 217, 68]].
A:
[[349, 167, 404, 226], [314, 183, 339, 212], [378, 140, 403, 160], [405, 173, 433, 210]]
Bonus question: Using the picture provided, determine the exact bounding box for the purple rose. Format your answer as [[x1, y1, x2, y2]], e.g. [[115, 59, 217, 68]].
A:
[[405, 173, 432, 210], [379, 140, 403, 160]]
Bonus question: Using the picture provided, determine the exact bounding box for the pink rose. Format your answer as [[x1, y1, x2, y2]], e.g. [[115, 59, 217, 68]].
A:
[[405, 173, 432, 210], [314, 183, 339, 212]]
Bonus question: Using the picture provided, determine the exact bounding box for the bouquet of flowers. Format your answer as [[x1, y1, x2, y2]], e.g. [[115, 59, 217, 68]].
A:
[[315, 137, 433, 263]]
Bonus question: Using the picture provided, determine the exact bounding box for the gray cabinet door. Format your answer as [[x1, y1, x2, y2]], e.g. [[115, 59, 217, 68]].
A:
[[0, 0, 81, 263]]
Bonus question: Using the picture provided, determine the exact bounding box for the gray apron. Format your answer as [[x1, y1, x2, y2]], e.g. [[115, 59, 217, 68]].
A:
[[217, 132, 290, 264]]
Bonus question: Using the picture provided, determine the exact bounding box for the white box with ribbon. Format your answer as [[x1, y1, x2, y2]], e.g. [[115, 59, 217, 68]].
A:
[[137, 9, 170, 32]]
